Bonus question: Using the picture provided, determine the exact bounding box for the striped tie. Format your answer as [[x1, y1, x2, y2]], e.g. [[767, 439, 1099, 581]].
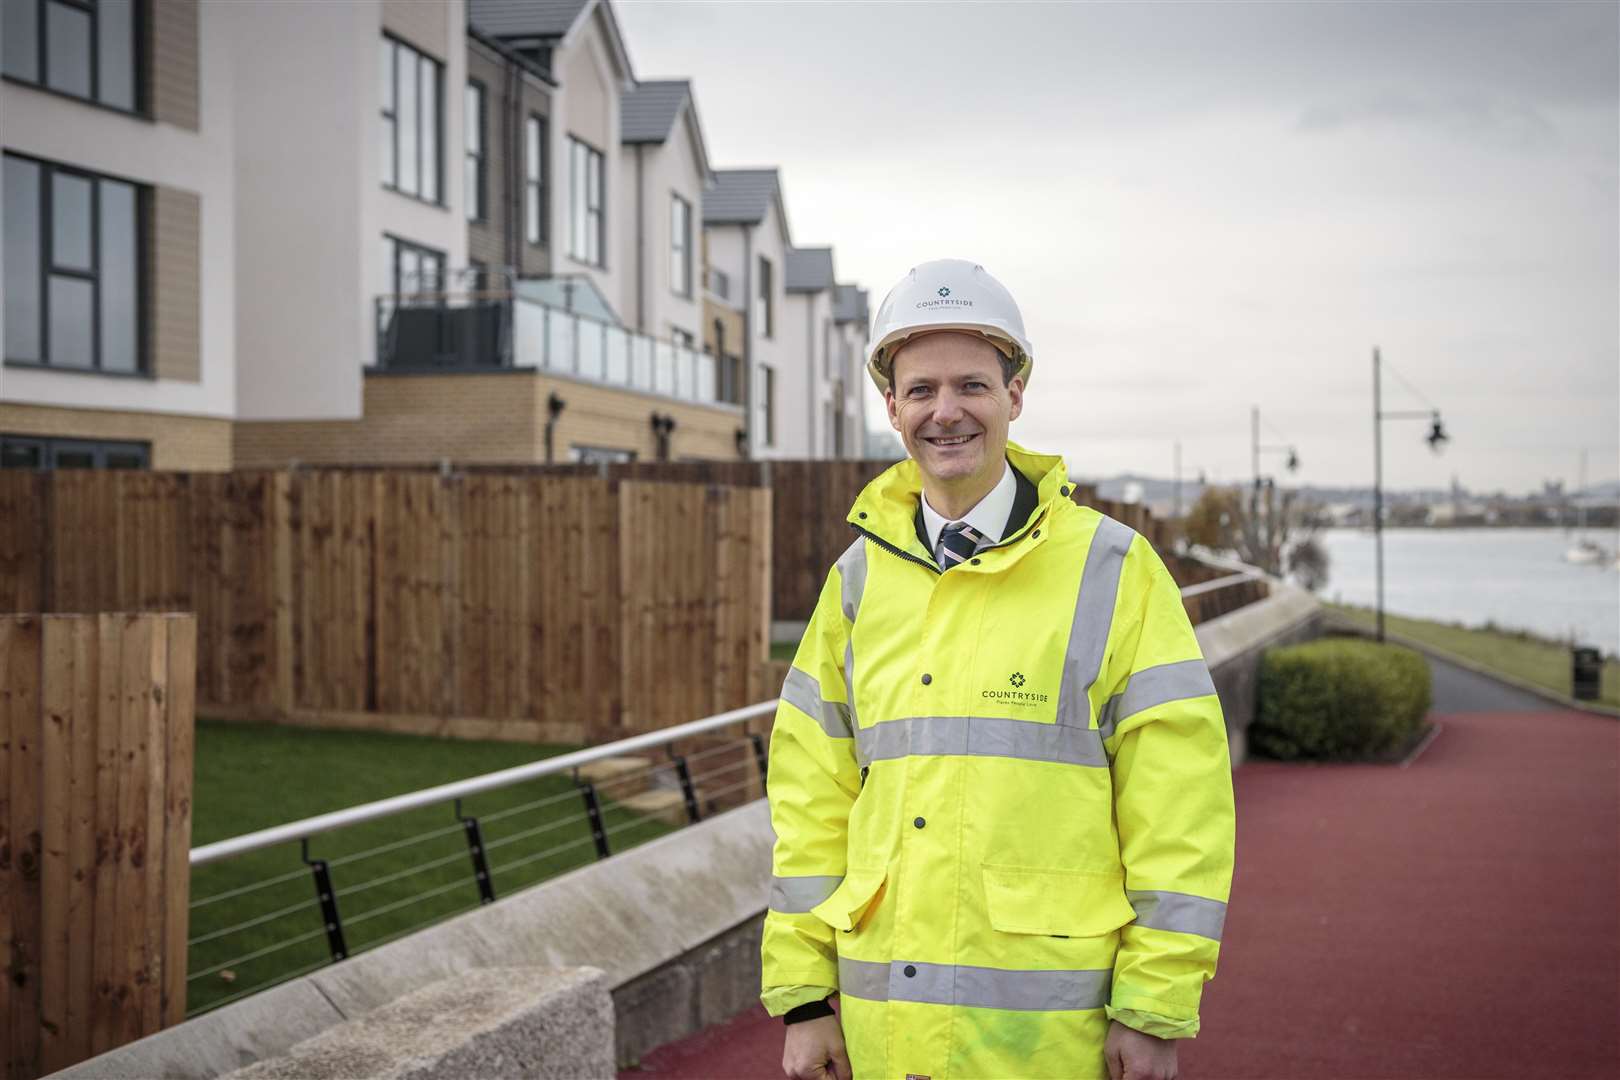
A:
[[936, 521, 985, 570]]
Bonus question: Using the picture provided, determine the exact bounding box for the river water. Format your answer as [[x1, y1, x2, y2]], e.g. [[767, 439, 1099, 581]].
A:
[[1316, 527, 1620, 657]]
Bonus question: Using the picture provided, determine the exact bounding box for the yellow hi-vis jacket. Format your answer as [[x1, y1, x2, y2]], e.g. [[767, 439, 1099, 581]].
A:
[[761, 443, 1235, 1080]]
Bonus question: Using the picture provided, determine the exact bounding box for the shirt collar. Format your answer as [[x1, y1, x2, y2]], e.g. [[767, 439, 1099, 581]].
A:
[[921, 458, 1016, 552]]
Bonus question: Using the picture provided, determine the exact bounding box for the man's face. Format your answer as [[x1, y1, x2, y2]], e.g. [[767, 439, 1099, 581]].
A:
[[885, 332, 1023, 489]]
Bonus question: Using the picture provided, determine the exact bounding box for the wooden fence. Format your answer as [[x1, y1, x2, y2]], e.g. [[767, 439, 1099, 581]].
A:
[[0, 471, 770, 743], [1, 613, 196, 1080]]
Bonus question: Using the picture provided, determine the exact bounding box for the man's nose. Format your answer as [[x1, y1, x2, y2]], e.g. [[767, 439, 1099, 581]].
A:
[[932, 388, 964, 425]]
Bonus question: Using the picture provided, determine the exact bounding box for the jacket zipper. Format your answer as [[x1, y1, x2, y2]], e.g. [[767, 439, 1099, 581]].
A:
[[850, 507, 1050, 575]]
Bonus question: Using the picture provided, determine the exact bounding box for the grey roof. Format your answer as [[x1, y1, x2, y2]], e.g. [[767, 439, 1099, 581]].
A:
[[622, 80, 689, 143], [785, 247, 835, 293], [468, 0, 590, 39], [833, 283, 870, 325], [703, 168, 781, 226]]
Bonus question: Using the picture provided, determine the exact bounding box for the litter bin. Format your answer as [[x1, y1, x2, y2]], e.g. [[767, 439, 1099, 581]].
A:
[[1571, 646, 1603, 701]]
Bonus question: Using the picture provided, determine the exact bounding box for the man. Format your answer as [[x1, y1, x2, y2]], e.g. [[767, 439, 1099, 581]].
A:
[[760, 259, 1235, 1080]]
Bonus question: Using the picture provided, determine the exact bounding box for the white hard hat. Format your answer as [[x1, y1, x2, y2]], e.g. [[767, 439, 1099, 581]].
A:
[[866, 258, 1034, 393]]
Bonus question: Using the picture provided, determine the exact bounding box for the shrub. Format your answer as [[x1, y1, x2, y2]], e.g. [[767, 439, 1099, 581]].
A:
[[1251, 638, 1432, 761]]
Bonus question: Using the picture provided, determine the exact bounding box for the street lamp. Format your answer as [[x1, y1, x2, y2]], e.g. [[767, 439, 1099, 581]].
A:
[[1250, 407, 1301, 568], [1372, 347, 1450, 642]]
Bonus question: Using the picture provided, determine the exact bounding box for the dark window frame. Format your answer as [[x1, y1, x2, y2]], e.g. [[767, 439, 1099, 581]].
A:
[[757, 255, 774, 340], [525, 113, 547, 247], [380, 33, 444, 207], [760, 363, 776, 447], [2, 0, 148, 116], [670, 191, 692, 299], [464, 78, 486, 223], [1, 433, 150, 469], [568, 135, 605, 267], [4, 149, 149, 377], [383, 232, 447, 296]]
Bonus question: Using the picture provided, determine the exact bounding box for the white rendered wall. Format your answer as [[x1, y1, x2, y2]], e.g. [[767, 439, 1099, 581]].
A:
[[553, 8, 625, 322], [749, 198, 791, 458], [0, 3, 237, 418], [638, 105, 704, 346]]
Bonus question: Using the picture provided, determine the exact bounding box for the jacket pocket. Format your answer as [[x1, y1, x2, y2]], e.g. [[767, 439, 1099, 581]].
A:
[[982, 864, 1136, 937], [810, 867, 887, 933]]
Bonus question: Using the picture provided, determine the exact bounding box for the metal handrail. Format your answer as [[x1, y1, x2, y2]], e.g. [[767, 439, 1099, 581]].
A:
[[190, 699, 776, 867], [1178, 571, 1261, 599]]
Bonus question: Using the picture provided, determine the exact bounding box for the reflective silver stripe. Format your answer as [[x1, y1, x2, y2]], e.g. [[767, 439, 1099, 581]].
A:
[[1127, 889, 1227, 941], [1096, 659, 1217, 740], [856, 716, 1107, 769], [769, 875, 844, 913], [781, 666, 853, 739], [844, 639, 859, 733], [839, 957, 1111, 1012], [836, 537, 868, 623], [1056, 517, 1136, 728]]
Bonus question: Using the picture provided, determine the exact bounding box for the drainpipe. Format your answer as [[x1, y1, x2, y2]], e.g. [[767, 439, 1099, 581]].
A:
[[741, 227, 754, 459], [504, 58, 519, 277], [634, 143, 645, 333]]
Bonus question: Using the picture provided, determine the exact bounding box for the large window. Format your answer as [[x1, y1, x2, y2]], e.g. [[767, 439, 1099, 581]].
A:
[[670, 193, 692, 298], [568, 136, 604, 266], [380, 35, 442, 204], [3, 0, 141, 112], [525, 115, 545, 245], [756, 255, 774, 339], [464, 81, 485, 222], [1, 434, 149, 469], [382, 233, 446, 297], [4, 152, 144, 374]]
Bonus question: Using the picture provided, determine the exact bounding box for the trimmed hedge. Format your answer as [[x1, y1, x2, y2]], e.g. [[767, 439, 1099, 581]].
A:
[[1252, 638, 1432, 761]]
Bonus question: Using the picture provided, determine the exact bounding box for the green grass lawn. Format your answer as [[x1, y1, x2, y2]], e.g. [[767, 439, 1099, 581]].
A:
[[187, 721, 675, 1016], [1329, 604, 1620, 708], [769, 640, 797, 661]]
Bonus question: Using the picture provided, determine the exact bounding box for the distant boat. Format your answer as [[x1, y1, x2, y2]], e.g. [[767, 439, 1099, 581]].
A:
[[1565, 538, 1606, 565]]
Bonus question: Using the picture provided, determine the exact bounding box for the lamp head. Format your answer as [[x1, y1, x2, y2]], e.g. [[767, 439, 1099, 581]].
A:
[[1426, 412, 1450, 453]]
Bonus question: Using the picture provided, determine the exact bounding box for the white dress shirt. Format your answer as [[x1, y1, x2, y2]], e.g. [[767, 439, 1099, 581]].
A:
[[921, 459, 1016, 553]]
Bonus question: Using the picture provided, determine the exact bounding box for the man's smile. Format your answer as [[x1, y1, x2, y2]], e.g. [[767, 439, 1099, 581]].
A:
[[923, 433, 980, 448]]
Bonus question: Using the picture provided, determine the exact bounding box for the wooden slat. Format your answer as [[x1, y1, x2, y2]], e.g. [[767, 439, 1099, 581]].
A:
[[6, 616, 43, 1079], [37, 618, 74, 1074], [64, 619, 98, 1064], [162, 616, 196, 1026], [113, 614, 153, 1047], [140, 618, 169, 1033], [0, 618, 16, 1079]]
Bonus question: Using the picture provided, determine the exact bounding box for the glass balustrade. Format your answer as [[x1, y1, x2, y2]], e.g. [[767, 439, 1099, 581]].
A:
[[507, 296, 731, 408]]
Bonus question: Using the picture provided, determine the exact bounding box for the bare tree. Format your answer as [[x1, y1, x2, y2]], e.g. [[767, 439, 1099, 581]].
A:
[[1183, 483, 1329, 583]]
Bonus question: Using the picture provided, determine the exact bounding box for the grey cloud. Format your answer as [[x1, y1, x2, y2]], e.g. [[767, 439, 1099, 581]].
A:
[[1297, 90, 1560, 149]]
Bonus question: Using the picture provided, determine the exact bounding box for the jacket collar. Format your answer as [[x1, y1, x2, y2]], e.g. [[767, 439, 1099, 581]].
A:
[[851, 441, 1072, 568]]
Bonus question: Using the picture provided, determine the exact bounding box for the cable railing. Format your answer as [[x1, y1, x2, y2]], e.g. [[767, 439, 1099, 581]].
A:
[[184, 701, 775, 1018]]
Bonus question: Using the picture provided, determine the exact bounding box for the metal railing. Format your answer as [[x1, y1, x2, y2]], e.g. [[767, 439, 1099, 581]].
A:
[[185, 701, 774, 1016]]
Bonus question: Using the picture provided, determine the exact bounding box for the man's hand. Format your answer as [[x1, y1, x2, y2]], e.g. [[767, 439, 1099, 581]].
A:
[[782, 1014, 851, 1080], [1105, 1020, 1178, 1080]]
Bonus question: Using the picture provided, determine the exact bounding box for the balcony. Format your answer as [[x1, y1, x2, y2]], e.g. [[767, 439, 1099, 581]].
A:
[[375, 283, 724, 409]]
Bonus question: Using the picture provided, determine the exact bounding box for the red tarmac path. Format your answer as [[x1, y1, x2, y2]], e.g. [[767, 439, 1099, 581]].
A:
[[623, 701, 1620, 1079]]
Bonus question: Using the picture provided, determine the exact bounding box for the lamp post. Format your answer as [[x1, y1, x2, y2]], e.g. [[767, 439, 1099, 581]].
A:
[[1372, 347, 1450, 642], [1250, 406, 1300, 570]]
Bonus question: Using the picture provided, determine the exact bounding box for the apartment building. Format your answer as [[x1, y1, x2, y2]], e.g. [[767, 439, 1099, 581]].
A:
[[2, 0, 232, 469], [831, 282, 871, 457], [702, 168, 794, 457]]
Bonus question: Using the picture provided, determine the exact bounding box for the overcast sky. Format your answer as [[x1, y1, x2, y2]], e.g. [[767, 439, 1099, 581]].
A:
[[617, 0, 1618, 494]]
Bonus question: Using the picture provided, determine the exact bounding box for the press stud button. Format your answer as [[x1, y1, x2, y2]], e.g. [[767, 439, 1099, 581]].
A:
[[920, 673, 931, 685], [903, 965, 917, 978]]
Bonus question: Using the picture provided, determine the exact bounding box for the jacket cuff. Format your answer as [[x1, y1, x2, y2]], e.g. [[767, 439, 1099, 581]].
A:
[[1106, 999, 1201, 1040], [783, 998, 836, 1025]]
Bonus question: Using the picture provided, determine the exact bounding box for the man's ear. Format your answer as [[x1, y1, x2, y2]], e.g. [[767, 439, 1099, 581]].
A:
[[1006, 375, 1025, 423], [885, 389, 901, 432]]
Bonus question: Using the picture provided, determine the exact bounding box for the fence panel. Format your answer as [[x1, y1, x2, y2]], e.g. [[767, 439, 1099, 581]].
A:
[[1, 613, 194, 1080]]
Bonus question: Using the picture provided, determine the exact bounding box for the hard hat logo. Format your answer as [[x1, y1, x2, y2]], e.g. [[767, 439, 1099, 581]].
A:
[[937, 286, 951, 297]]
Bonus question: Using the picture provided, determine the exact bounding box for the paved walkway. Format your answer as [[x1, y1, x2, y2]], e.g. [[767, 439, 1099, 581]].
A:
[[623, 657, 1620, 1079]]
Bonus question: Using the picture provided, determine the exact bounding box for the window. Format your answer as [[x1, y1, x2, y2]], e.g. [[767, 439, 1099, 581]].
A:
[[756, 255, 774, 339], [4, 152, 144, 374], [1, 434, 149, 469], [382, 234, 446, 297], [380, 36, 442, 203], [568, 136, 604, 266], [670, 193, 692, 298], [464, 81, 485, 222], [759, 364, 775, 447], [525, 115, 545, 245], [3, 0, 141, 112], [570, 445, 636, 465]]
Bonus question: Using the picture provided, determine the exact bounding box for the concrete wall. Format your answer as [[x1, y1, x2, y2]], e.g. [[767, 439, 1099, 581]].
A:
[[0, 0, 235, 419], [1194, 579, 1323, 765]]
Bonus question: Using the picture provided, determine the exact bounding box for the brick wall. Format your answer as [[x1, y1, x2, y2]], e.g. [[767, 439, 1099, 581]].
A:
[[232, 371, 746, 466], [149, 0, 199, 130], [0, 404, 231, 470], [150, 186, 201, 382]]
